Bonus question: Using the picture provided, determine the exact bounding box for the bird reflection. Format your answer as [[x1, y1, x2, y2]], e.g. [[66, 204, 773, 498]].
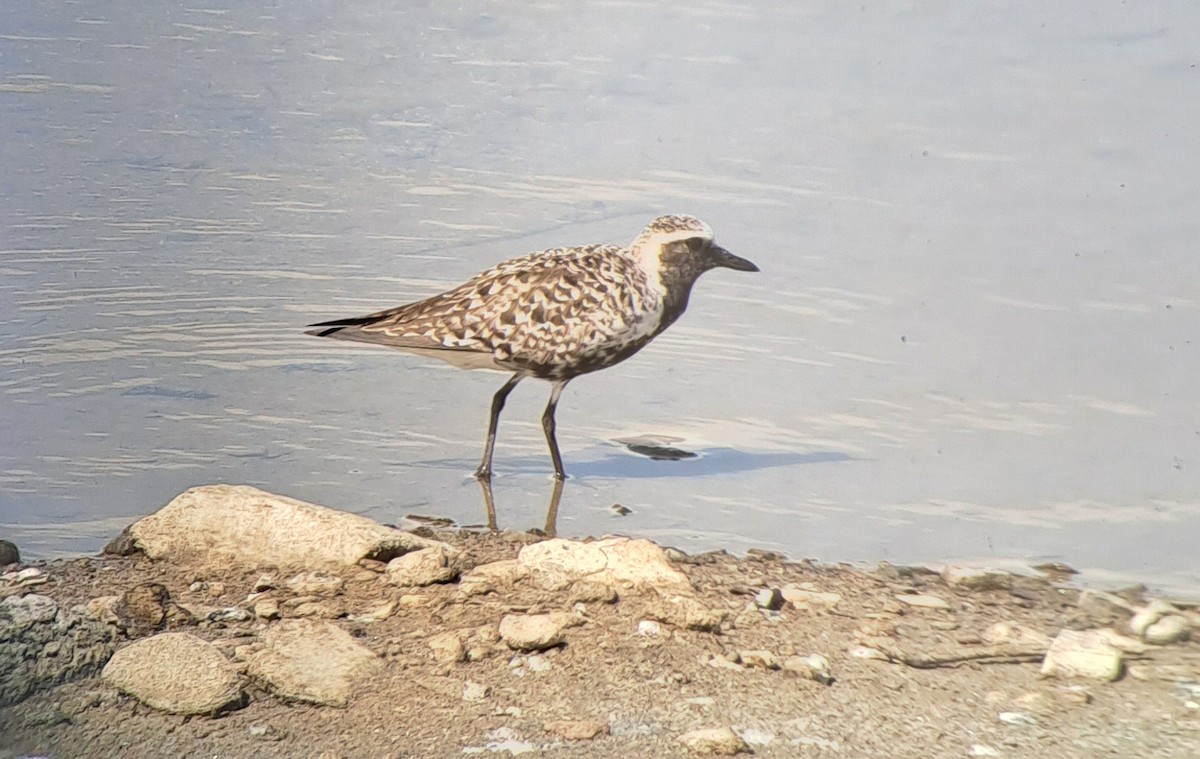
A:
[[476, 476, 563, 536]]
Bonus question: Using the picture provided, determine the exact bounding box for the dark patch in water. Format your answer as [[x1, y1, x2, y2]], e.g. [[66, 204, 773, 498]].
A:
[[122, 385, 216, 401]]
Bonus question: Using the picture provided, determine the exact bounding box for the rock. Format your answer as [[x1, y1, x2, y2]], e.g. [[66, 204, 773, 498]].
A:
[[1129, 599, 1178, 637], [499, 612, 580, 651], [1144, 615, 1190, 645], [0, 539, 19, 566], [678, 727, 750, 755], [525, 654, 552, 673], [428, 630, 467, 664], [941, 566, 1012, 591], [545, 719, 608, 740], [384, 545, 461, 586], [1040, 629, 1124, 682], [113, 583, 178, 636], [347, 599, 396, 624], [462, 681, 490, 701], [650, 595, 727, 632], [754, 588, 784, 611], [737, 650, 779, 669], [969, 745, 1001, 757], [896, 593, 951, 610], [998, 711, 1037, 726], [205, 607, 252, 624], [84, 596, 121, 625], [779, 585, 842, 608], [2, 594, 119, 708], [247, 722, 285, 741], [254, 599, 281, 620], [125, 484, 447, 570], [517, 537, 693, 595], [782, 654, 834, 684], [1127, 599, 1190, 646], [636, 620, 663, 637], [243, 619, 381, 707], [285, 571, 345, 597], [458, 560, 530, 598], [100, 633, 243, 715], [252, 574, 278, 592], [1054, 685, 1093, 705], [1095, 628, 1150, 654]]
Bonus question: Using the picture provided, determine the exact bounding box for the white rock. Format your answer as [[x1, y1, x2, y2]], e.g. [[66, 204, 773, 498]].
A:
[[127, 484, 446, 570], [896, 593, 951, 610], [243, 619, 381, 706], [998, 711, 1037, 726], [517, 538, 693, 595], [678, 727, 750, 755], [969, 744, 1001, 757], [636, 620, 663, 637], [1129, 599, 1179, 637], [384, 545, 461, 586], [101, 633, 242, 715], [1040, 629, 1124, 682], [1143, 614, 1190, 645]]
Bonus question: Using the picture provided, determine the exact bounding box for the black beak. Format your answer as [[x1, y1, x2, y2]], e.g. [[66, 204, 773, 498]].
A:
[[708, 244, 759, 273]]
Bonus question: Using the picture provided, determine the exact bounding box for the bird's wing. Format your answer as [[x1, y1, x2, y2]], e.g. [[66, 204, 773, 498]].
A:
[[306, 245, 638, 362]]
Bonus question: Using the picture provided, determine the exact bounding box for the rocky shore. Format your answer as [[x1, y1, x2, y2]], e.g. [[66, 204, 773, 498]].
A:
[[1, 485, 1197, 758]]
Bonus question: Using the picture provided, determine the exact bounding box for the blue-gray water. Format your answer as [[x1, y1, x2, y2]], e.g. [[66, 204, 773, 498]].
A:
[[2, 2, 1198, 595]]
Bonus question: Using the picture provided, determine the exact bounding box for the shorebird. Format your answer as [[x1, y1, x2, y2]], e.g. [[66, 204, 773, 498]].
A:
[[307, 214, 758, 480]]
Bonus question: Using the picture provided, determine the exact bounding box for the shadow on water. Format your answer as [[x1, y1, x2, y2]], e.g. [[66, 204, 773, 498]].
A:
[[568, 448, 855, 479]]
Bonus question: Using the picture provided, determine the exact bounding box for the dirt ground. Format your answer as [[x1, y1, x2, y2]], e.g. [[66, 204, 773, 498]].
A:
[[1, 528, 1198, 759]]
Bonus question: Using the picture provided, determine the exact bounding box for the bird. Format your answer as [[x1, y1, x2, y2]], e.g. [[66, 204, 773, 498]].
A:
[[306, 214, 758, 480]]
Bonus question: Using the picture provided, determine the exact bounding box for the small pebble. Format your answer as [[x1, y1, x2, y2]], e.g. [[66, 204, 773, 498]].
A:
[[636, 620, 663, 637], [754, 587, 784, 611], [998, 711, 1037, 727]]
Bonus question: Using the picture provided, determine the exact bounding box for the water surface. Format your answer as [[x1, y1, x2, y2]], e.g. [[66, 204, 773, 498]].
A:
[[2, 1, 1198, 594]]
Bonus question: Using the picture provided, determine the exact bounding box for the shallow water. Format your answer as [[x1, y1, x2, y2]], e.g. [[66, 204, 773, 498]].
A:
[[2, 2, 1198, 594]]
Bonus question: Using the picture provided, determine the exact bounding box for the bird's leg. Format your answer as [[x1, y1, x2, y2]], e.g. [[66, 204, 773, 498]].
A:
[[541, 380, 570, 480], [475, 373, 522, 480]]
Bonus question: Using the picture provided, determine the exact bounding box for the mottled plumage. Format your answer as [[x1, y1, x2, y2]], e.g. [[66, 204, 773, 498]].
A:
[[307, 214, 758, 479]]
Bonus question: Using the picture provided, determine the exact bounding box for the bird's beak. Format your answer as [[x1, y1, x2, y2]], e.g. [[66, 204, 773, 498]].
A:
[[708, 244, 759, 273]]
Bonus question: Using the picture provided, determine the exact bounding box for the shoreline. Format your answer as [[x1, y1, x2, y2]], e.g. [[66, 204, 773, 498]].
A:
[[2, 485, 1198, 758]]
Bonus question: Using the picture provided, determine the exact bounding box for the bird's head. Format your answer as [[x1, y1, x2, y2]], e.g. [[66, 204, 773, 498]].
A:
[[630, 215, 759, 284]]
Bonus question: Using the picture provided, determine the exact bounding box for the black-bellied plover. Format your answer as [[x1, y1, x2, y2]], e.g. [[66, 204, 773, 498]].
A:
[[307, 214, 758, 480]]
